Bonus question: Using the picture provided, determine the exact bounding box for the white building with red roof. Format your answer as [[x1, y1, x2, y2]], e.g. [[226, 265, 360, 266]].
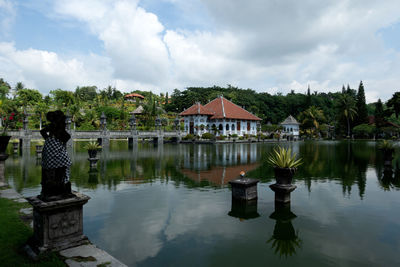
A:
[[179, 96, 261, 136]]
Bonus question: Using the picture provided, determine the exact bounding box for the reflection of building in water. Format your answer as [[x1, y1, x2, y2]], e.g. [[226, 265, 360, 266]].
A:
[[181, 163, 259, 186], [179, 143, 260, 185], [181, 144, 259, 171]]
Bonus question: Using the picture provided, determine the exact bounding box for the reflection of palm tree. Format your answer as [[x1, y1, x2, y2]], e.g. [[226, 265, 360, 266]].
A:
[[267, 204, 302, 258]]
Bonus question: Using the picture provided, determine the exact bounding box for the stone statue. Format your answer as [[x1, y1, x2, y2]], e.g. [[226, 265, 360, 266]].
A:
[[39, 110, 72, 201]]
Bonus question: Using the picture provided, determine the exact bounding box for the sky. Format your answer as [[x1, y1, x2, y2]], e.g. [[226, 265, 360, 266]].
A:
[[1, 0, 400, 102]]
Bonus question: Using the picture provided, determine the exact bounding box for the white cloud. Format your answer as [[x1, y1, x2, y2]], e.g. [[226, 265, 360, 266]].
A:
[[0, 42, 113, 93], [1, 0, 400, 101], [54, 0, 170, 85]]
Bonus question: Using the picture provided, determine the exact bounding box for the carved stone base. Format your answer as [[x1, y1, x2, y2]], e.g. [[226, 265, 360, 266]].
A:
[[229, 178, 259, 200], [26, 192, 90, 253], [269, 184, 297, 203]]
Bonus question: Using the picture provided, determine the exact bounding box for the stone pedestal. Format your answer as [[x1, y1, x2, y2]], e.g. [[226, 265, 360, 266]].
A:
[[88, 158, 99, 168], [26, 192, 90, 253], [0, 153, 8, 187], [269, 184, 297, 203], [229, 178, 259, 200]]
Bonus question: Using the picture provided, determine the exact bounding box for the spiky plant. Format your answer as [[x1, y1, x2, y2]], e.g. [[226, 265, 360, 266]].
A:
[[378, 140, 395, 151], [84, 141, 101, 150], [267, 146, 303, 168]]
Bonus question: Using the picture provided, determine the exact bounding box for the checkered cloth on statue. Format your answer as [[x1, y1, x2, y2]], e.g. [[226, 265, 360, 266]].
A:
[[42, 136, 71, 181]]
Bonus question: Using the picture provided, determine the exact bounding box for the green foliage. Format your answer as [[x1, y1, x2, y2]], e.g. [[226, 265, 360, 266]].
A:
[[84, 141, 101, 150], [336, 93, 357, 137], [353, 124, 375, 138], [15, 88, 43, 107], [0, 198, 65, 266], [183, 134, 194, 140], [378, 140, 395, 151], [355, 81, 368, 125], [217, 135, 226, 140], [74, 86, 97, 102], [375, 99, 385, 129], [50, 89, 75, 108], [231, 133, 238, 138], [299, 106, 326, 132], [201, 133, 215, 139], [267, 146, 303, 168], [0, 78, 10, 99], [387, 92, 400, 119]]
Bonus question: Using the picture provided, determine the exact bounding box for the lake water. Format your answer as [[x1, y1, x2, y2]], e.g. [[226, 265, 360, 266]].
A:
[[4, 141, 400, 266]]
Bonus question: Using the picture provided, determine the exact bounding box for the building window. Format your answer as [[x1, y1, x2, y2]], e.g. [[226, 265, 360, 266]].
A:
[[232, 124, 234, 130], [226, 124, 229, 131]]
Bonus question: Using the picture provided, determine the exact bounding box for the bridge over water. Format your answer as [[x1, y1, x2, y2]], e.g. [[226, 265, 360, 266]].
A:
[[9, 129, 184, 148]]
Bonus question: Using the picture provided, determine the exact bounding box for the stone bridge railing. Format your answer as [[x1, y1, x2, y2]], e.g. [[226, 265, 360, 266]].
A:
[[8, 129, 183, 148]]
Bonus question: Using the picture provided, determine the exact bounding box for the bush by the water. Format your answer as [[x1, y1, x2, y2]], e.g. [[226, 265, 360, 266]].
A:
[[216, 135, 226, 140], [183, 134, 195, 140], [201, 133, 215, 140], [353, 124, 375, 138]]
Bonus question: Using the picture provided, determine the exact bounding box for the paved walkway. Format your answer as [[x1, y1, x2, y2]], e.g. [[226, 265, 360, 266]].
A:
[[0, 186, 126, 267]]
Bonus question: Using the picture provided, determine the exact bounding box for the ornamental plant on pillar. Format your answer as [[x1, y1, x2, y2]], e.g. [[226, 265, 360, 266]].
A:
[[267, 146, 302, 185], [84, 141, 102, 159]]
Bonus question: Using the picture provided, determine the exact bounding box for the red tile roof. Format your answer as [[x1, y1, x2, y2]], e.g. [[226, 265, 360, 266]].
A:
[[205, 96, 261, 121], [179, 102, 215, 116], [125, 93, 144, 99]]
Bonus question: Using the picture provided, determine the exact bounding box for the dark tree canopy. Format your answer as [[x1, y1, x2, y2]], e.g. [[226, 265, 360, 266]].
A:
[[387, 92, 400, 119], [355, 81, 368, 125]]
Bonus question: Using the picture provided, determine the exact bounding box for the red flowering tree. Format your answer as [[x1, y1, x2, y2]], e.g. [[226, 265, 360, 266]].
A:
[[0, 99, 21, 135]]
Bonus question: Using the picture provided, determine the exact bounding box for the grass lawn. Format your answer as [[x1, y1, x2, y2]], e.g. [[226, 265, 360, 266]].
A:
[[0, 197, 66, 267]]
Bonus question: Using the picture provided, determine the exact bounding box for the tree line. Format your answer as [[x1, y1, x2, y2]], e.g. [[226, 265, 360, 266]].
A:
[[1, 77, 399, 138]]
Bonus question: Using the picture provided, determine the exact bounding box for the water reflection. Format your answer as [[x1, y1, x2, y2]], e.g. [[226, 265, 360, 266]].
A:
[[228, 198, 260, 220], [5, 140, 400, 197], [267, 203, 302, 258]]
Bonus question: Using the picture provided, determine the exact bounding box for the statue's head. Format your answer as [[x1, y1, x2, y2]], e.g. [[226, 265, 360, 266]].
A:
[[46, 110, 66, 128]]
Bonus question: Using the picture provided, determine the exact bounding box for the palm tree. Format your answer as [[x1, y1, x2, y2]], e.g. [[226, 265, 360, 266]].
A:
[[337, 94, 357, 138], [299, 106, 326, 137]]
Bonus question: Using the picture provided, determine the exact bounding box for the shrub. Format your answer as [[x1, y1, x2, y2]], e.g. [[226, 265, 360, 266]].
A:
[[201, 133, 215, 140], [353, 124, 375, 138], [217, 135, 226, 140], [231, 134, 238, 138], [239, 136, 244, 140], [183, 134, 194, 140]]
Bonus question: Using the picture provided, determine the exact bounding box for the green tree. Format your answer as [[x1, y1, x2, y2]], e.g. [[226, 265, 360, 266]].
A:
[[336, 94, 357, 137], [0, 78, 11, 99], [50, 89, 76, 108], [74, 86, 97, 102], [299, 106, 326, 135], [375, 99, 385, 129], [15, 89, 42, 108], [355, 81, 368, 125], [387, 92, 400, 119]]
